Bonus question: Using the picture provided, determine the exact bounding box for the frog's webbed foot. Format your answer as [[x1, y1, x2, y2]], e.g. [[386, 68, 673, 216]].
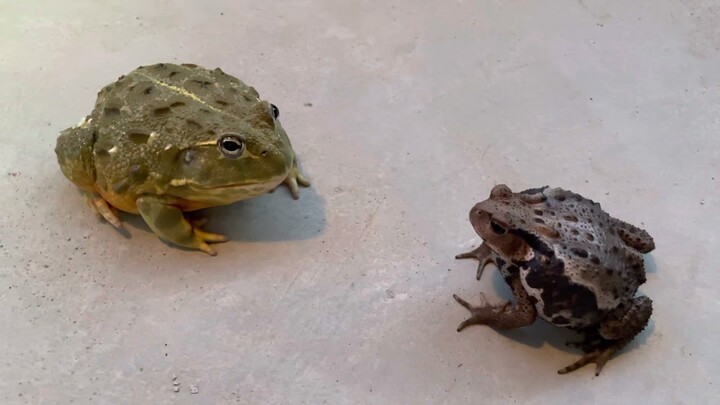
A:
[[83, 191, 123, 229], [136, 195, 229, 256], [282, 161, 311, 200], [455, 242, 495, 280]]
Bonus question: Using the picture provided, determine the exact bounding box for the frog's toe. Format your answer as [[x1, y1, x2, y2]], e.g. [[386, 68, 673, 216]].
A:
[[192, 230, 228, 256], [197, 242, 217, 256], [283, 166, 311, 199], [84, 192, 123, 229], [195, 229, 229, 243], [295, 172, 311, 187]]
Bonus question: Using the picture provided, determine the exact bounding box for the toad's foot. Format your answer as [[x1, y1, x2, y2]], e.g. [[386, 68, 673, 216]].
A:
[[558, 343, 623, 376], [282, 162, 311, 200], [453, 277, 537, 331], [560, 296, 652, 375], [453, 293, 511, 331], [136, 195, 229, 256], [455, 242, 495, 280]]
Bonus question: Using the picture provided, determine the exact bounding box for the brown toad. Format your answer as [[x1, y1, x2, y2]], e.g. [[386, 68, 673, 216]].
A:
[[454, 185, 654, 375]]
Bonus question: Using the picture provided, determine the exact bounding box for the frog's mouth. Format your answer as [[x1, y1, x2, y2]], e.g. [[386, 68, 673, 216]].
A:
[[168, 175, 286, 204], [170, 175, 284, 191]]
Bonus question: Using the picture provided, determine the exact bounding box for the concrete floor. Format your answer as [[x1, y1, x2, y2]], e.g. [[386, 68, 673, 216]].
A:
[[1, 0, 719, 403]]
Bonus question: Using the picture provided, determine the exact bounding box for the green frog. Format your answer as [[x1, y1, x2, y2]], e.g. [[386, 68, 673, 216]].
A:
[[55, 63, 310, 255]]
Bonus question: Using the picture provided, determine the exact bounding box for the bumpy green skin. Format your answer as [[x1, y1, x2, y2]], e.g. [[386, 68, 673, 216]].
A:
[[55, 63, 308, 253]]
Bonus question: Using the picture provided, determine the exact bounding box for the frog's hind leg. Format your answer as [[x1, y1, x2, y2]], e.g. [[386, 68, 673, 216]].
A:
[[558, 296, 653, 376], [453, 276, 537, 331], [82, 190, 123, 229]]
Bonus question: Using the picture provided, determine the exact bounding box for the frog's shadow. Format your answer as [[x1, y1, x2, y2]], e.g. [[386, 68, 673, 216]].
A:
[[485, 268, 656, 355], [122, 185, 326, 243]]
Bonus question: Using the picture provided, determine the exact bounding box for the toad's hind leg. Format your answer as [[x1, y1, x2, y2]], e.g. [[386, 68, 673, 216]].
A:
[[611, 217, 655, 253], [82, 190, 123, 229], [136, 195, 229, 256], [558, 296, 652, 376], [453, 276, 537, 331]]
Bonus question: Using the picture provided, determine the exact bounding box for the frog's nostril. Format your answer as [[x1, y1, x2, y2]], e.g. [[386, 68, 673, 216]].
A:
[[261, 150, 268, 156]]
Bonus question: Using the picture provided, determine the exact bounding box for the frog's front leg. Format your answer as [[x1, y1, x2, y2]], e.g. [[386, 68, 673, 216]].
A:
[[282, 156, 311, 199], [136, 195, 228, 255], [455, 242, 497, 280]]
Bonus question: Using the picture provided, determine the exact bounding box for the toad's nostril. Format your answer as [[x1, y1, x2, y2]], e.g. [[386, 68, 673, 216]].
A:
[[261, 150, 268, 156]]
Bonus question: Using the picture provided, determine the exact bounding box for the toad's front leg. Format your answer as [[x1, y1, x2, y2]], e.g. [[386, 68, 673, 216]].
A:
[[136, 195, 229, 256], [453, 276, 537, 330], [455, 242, 499, 280]]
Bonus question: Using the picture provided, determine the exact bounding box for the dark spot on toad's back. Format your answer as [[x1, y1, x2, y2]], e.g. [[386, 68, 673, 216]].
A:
[[571, 248, 589, 258]]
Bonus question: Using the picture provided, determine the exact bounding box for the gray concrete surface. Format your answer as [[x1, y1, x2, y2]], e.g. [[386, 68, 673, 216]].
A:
[[1, 0, 719, 403]]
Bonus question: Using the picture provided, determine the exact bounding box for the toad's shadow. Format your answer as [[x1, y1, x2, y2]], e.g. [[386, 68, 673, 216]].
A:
[[123, 185, 326, 242], [485, 268, 655, 355]]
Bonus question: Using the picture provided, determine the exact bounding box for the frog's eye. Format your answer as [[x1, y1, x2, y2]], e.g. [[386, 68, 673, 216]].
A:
[[270, 104, 279, 119], [217, 134, 245, 159], [490, 221, 507, 235]]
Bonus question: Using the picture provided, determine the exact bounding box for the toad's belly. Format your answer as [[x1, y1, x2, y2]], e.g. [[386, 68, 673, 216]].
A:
[[519, 268, 603, 329]]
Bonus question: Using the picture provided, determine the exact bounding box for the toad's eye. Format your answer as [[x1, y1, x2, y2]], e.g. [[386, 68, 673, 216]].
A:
[[270, 104, 279, 119], [217, 134, 245, 158], [490, 221, 507, 235]]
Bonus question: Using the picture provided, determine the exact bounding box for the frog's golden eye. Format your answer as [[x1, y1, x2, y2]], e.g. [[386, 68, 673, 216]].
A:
[[217, 134, 245, 159], [270, 104, 279, 119]]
